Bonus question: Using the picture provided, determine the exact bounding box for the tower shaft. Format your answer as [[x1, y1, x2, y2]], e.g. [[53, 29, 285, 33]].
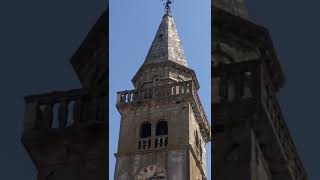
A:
[[114, 12, 210, 180], [212, 1, 308, 180]]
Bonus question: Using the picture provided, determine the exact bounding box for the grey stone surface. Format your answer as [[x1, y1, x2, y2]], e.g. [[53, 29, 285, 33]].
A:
[[144, 14, 188, 67]]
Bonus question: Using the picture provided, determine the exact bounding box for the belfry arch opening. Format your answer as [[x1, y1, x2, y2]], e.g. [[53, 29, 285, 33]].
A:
[[156, 121, 168, 136], [155, 121, 168, 148], [139, 122, 151, 138], [138, 122, 152, 150]]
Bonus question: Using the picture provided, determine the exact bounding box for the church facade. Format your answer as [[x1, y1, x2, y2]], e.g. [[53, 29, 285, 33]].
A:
[[212, 0, 308, 179], [114, 11, 211, 180]]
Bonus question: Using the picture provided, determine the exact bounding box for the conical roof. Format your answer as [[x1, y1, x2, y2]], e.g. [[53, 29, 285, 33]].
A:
[[144, 14, 188, 67]]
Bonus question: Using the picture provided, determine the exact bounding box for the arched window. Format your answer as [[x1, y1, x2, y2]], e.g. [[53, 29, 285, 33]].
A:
[[139, 122, 152, 150], [155, 121, 168, 148], [140, 122, 151, 138], [156, 121, 168, 136]]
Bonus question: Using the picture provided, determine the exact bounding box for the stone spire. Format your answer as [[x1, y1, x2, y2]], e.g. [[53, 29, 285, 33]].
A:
[[213, 0, 248, 19], [144, 14, 188, 67]]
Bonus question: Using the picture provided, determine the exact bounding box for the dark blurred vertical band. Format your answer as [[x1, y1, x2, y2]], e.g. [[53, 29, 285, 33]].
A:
[[21, 1, 109, 179]]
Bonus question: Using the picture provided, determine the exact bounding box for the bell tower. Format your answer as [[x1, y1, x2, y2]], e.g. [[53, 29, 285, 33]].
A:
[[212, 0, 308, 179], [114, 9, 211, 180]]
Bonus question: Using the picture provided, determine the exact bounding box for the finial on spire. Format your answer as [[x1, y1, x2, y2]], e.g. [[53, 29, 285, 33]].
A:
[[162, 0, 173, 15]]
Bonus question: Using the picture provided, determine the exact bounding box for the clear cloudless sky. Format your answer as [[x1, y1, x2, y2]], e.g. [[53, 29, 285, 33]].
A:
[[109, 0, 211, 179]]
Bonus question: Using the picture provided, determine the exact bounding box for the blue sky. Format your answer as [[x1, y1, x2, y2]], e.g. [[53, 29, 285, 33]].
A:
[[109, 0, 211, 179]]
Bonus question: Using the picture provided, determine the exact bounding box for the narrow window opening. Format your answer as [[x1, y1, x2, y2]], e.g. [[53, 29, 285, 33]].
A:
[[155, 121, 168, 148], [138, 122, 152, 150], [140, 122, 151, 138], [195, 131, 200, 149], [67, 101, 75, 127], [228, 79, 235, 101], [52, 104, 59, 128], [156, 121, 168, 136]]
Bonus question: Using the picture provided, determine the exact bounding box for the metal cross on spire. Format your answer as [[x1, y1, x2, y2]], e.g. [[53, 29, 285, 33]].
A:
[[162, 0, 174, 15]]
